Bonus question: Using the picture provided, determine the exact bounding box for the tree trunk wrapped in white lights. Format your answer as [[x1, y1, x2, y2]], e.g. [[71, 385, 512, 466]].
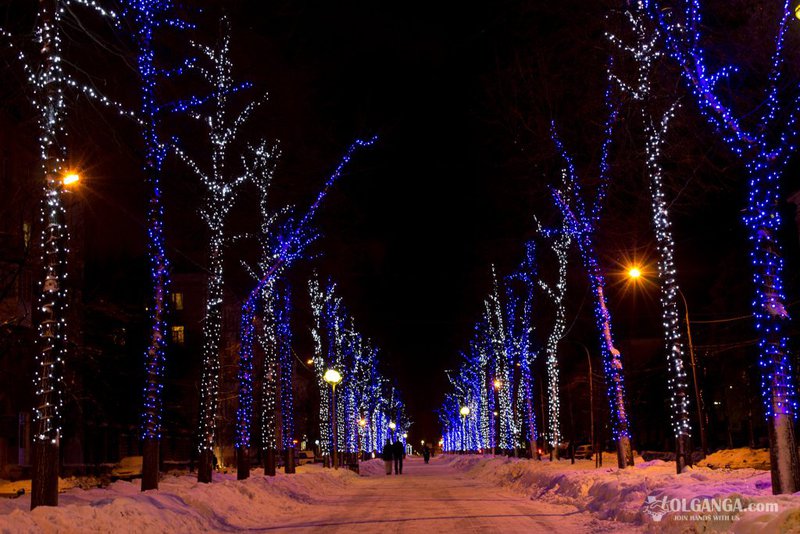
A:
[[172, 18, 265, 483], [607, 3, 693, 474], [535, 218, 570, 460], [642, 0, 800, 493]]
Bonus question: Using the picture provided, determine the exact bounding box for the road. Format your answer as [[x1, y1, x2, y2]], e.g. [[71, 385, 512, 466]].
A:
[[260, 457, 639, 533]]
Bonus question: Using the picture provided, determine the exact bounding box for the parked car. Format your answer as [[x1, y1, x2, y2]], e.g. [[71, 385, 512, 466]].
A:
[[297, 450, 315, 466], [574, 445, 594, 460]]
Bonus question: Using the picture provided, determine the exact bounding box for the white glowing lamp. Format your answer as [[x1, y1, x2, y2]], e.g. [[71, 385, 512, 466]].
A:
[[323, 369, 342, 386]]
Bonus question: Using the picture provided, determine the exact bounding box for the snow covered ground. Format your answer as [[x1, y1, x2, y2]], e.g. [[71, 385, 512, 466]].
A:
[[443, 452, 800, 533], [0, 458, 631, 533], [0, 452, 797, 532], [0, 465, 357, 532]]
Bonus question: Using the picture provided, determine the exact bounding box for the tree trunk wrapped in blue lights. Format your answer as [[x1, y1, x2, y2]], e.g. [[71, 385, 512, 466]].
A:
[[642, 0, 800, 494], [550, 97, 635, 468], [513, 243, 539, 458], [235, 139, 375, 475], [276, 284, 295, 473]]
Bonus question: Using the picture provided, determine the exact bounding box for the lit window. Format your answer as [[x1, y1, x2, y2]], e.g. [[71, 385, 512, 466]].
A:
[[171, 292, 184, 310], [171, 325, 185, 345]]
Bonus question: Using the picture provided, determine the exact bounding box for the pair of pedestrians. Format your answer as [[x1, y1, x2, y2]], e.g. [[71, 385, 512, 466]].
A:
[[382, 440, 405, 475]]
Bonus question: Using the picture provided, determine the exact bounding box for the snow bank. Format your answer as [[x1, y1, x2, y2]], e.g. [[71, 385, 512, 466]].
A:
[[0, 476, 102, 496], [698, 448, 770, 471], [358, 458, 390, 476], [441, 453, 800, 533], [0, 464, 358, 533]]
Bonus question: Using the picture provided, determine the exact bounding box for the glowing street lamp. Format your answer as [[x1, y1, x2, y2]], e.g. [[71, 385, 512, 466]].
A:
[[62, 171, 80, 187], [324, 369, 342, 386], [357, 418, 367, 460], [459, 406, 470, 453], [490, 381, 501, 454], [324, 369, 343, 469]]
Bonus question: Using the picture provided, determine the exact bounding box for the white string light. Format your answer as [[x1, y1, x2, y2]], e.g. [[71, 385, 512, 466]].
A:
[[642, 0, 800, 492], [607, 3, 692, 456]]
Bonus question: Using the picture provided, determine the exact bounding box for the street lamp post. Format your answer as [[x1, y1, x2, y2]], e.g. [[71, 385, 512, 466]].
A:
[[627, 265, 705, 467], [459, 406, 470, 453], [677, 289, 707, 458], [358, 417, 367, 461], [324, 369, 342, 469], [568, 341, 597, 467]]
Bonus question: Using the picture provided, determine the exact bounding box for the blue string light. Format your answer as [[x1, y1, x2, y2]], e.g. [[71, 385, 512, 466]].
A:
[[117, 0, 194, 445], [235, 138, 375, 454], [510, 243, 539, 451], [277, 284, 295, 452], [550, 93, 635, 466], [641, 1, 799, 481]]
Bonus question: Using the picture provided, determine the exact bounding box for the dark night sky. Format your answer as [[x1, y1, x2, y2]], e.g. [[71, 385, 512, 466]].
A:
[[212, 0, 800, 443], [214, 0, 564, 442], [7, 0, 800, 446]]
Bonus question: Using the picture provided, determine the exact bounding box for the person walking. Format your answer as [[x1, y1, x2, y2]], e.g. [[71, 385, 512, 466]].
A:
[[382, 441, 393, 475], [422, 444, 430, 464], [392, 440, 405, 475]]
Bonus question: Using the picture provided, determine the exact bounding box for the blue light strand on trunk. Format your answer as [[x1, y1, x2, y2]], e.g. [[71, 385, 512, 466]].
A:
[[277, 284, 295, 451], [512, 242, 539, 448], [234, 138, 375, 452], [549, 91, 635, 462], [117, 0, 194, 444], [640, 0, 800, 491]]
